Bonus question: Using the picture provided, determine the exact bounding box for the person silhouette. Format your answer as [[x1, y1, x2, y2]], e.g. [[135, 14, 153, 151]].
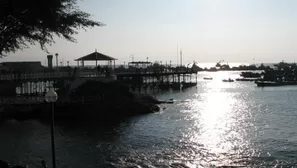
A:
[[41, 160, 47, 168]]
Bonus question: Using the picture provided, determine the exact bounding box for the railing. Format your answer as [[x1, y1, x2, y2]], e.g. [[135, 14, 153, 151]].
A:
[[0, 72, 71, 81], [115, 69, 197, 75], [0, 70, 116, 81]]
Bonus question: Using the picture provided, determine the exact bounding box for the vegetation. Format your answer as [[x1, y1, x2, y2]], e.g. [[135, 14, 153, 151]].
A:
[[0, 0, 104, 57]]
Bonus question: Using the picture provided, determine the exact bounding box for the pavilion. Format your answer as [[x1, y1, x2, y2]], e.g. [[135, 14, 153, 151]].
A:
[[75, 50, 117, 69]]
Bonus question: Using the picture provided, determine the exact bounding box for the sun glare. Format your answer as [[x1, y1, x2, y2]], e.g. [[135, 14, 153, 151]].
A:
[[183, 85, 251, 166]]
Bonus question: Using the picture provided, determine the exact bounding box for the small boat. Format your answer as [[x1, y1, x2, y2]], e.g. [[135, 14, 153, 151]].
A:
[[203, 77, 213, 80], [255, 81, 282, 87], [222, 78, 234, 82], [236, 78, 259, 82], [255, 81, 297, 87]]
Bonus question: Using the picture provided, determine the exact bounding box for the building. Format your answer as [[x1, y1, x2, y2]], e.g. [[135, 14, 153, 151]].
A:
[[0, 61, 43, 73]]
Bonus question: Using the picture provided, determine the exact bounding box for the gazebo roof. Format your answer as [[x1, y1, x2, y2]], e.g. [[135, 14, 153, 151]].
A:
[[75, 51, 117, 61]]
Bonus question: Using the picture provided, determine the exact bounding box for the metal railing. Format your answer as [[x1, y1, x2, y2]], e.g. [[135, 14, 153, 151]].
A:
[[0, 71, 110, 81]]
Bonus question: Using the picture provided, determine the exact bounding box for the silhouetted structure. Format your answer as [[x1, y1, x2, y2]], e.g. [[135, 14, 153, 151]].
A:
[[0, 61, 43, 73], [75, 51, 117, 70], [47, 55, 53, 69]]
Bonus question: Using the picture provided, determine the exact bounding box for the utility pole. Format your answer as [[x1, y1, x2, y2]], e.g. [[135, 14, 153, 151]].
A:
[[146, 57, 149, 68], [130, 54, 135, 62], [95, 49, 98, 67], [180, 49, 182, 67], [176, 44, 179, 67]]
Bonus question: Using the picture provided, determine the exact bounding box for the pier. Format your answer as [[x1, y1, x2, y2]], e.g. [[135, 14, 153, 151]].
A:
[[0, 68, 197, 96], [0, 51, 198, 98]]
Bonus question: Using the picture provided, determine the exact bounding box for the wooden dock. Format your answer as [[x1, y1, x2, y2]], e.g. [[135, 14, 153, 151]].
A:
[[116, 69, 198, 91]]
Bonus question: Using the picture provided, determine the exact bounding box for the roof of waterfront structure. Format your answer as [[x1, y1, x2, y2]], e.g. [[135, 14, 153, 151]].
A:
[[128, 61, 152, 64], [75, 51, 117, 61]]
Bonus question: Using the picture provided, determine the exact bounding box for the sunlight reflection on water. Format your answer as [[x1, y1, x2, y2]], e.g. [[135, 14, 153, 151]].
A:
[[180, 85, 258, 166]]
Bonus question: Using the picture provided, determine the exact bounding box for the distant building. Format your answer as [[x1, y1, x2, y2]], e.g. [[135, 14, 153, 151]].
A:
[[0, 61, 43, 73]]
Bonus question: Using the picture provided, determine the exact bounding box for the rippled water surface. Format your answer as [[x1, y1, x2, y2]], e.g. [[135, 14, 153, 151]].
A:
[[1, 71, 297, 167]]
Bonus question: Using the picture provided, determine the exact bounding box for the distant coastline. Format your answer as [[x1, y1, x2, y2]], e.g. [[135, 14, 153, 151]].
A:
[[196, 62, 277, 69]]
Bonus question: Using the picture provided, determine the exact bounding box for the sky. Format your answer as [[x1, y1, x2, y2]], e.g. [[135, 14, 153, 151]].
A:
[[3, 0, 297, 66]]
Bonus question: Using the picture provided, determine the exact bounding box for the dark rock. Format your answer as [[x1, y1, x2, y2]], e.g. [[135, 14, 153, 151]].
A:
[[69, 81, 161, 117], [170, 162, 190, 168], [0, 160, 9, 168], [11, 165, 27, 168]]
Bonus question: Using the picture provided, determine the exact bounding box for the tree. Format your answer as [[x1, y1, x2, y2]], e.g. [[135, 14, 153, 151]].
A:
[[0, 0, 104, 57]]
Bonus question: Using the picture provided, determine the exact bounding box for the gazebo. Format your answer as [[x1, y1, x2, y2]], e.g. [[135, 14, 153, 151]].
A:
[[75, 50, 117, 69]]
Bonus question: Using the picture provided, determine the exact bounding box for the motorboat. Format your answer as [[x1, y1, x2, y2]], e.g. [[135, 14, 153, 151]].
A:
[[222, 78, 234, 82]]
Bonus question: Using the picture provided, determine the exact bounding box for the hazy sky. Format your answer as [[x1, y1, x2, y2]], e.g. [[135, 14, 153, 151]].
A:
[[3, 0, 297, 65]]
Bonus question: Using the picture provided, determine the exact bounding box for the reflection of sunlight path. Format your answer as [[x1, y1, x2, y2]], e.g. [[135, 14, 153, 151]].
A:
[[200, 92, 236, 154], [184, 89, 253, 166]]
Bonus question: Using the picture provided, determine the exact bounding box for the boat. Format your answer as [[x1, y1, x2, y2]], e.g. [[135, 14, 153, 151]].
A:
[[236, 78, 259, 82], [203, 77, 213, 80], [222, 78, 234, 82], [255, 81, 297, 87], [255, 81, 282, 87]]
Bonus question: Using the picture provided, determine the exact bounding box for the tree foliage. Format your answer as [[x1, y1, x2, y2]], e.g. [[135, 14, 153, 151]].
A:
[[0, 0, 104, 57]]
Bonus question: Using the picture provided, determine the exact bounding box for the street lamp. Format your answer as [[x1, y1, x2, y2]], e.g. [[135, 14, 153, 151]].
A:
[[45, 89, 58, 168], [55, 53, 59, 68]]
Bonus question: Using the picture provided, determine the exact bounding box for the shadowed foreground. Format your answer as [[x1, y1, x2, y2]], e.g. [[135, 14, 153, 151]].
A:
[[0, 81, 161, 123]]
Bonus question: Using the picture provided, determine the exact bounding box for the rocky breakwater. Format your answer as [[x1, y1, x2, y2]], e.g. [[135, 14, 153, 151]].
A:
[[52, 80, 161, 120], [0, 81, 162, 122], [0, 159, 48, 168]]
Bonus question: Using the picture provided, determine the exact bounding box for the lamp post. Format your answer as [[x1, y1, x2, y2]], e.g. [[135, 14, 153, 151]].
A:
[[45, 89, 58, 168], [55, 53, 59, 68]]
